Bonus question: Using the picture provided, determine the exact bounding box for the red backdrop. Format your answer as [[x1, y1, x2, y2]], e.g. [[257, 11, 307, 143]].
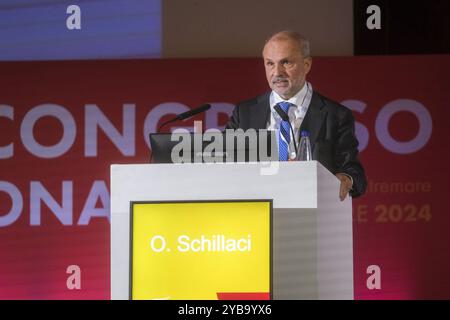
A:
[[0, 56, 449, 299]]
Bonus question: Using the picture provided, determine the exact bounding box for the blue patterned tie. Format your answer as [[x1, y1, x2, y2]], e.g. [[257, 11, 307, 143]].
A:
[[278, 101, 291, 161]]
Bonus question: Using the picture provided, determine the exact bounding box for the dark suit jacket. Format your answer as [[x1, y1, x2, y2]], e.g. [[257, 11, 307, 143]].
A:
[[225, 90, 367, 198]]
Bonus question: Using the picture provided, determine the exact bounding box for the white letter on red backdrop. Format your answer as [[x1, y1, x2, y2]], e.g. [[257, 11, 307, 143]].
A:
[[375, 99, 432, 154], [78, 180, 110, 225], [341, 99, 369, 152], [30, 181, 73, 226], [204, 103, 234, 131], [20, 104, 76, 158], [85, 104, 136, 157], [0, 105, 14, 159], [0, 181, 23, 227]]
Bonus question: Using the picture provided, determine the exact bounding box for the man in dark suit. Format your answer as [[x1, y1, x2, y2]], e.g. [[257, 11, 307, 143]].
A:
[[226, 31, 367, 200]]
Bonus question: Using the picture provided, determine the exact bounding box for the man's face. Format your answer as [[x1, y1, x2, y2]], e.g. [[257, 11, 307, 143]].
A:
[[263, 38, 312, 100]]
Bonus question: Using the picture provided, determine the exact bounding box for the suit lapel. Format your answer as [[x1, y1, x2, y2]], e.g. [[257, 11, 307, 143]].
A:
[[255, 91, 327, 144], [250, 92, 271, 129], [300, 91, 327, 145]]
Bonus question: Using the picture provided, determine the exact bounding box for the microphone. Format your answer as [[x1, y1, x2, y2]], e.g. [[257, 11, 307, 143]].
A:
[[158, 104, 211, 132], [274, 103, 298, 158]]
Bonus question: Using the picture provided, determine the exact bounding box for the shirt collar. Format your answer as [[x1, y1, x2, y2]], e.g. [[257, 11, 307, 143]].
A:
[[270, 81, 308, 111]]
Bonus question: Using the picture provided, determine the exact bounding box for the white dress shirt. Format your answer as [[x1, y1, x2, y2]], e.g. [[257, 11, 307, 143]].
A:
[[267, 81, 313, 159]]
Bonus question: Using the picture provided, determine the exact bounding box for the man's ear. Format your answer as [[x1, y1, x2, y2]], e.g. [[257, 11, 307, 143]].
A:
[[304, 57, 312, 75]]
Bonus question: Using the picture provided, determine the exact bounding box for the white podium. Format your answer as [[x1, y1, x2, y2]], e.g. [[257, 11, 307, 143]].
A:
[[110, 161, 354, 300]]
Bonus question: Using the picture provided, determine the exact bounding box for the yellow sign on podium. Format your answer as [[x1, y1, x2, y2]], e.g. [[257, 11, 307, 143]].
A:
[[130, 200, 272, 300]]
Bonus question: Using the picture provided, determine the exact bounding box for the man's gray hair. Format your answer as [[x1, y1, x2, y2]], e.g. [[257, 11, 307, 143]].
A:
[[264, 30, 311, 58]]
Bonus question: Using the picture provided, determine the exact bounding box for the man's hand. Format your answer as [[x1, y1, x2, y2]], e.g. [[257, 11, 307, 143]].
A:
[[336, 173, 352, 201]]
